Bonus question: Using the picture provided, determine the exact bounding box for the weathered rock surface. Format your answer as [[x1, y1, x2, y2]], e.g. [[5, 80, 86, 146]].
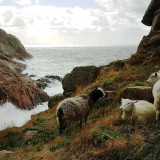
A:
[[0, 29, 32, 60], [151, 9, 160, 31], [62, 66, 100, 95], [0, 29, 49, 110], [122, 86, 153, 103], [142, 0, 160, 26]]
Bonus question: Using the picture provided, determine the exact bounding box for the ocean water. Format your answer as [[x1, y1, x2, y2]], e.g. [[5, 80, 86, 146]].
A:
[[0, 45, 137, 130]]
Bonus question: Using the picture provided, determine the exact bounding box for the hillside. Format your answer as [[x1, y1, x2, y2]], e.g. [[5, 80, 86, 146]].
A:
[[1, 1, 160, 160]]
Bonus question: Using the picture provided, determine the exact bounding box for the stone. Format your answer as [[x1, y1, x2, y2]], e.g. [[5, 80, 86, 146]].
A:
[[142, 0, 160, 26], [105, 91, 117, 100], [122, 86, 153, 103], [25, 131, 38, 139], [151, 9, 160, 31]]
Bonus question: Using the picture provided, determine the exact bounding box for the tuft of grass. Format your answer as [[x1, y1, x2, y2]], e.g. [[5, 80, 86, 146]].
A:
[[103, 80, 115, 87], [26, 128, 59, 145], [94, 98, 109, 109], [0, 129, 24, 151], [92, 126, 123, 144], [50, 137, 73, 152]]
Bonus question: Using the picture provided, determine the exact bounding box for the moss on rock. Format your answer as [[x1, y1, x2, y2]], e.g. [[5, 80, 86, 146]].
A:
[[48, 94, 66, 108]]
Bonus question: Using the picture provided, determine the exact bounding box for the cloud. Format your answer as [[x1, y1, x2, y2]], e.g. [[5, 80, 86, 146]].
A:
[[94, 0, 150, 14], [0, 5, 150, 46], [14, 0, 32, 5]]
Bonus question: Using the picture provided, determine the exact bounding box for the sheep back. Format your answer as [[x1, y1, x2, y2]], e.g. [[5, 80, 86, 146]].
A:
[[132, 101, 156, 124], [57, 94, 90, 125]]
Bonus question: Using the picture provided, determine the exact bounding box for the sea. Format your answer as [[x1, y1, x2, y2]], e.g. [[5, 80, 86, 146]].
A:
[[0, 45, 137, 130]]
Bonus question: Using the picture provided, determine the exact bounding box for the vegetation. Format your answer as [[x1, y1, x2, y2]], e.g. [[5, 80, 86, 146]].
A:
[[1, 50, 160, 160]]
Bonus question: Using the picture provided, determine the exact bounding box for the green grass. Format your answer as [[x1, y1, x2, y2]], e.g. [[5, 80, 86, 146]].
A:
[[92, 126, 123, 144], [50, 137, 73, 152]]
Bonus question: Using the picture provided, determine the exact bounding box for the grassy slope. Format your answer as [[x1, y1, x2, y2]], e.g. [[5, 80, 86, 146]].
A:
[[1, 59, 160, 160]]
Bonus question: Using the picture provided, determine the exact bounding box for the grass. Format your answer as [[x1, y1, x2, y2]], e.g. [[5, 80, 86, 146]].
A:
[[1, 55, 160, 159]]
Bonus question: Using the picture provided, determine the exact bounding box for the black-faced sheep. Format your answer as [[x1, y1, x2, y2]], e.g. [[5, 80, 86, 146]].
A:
[[56, 88, 105, 134], [120, 98, 156, 124], [147, 71, 160, 120]]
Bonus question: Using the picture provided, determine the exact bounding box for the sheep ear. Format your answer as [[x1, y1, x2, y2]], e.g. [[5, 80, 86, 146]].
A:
[[155, 73, 158, 77], [133, 100, 138, 104]]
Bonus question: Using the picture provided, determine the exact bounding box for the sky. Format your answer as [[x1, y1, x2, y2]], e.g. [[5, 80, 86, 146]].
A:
[[0, 0, 151, 46]]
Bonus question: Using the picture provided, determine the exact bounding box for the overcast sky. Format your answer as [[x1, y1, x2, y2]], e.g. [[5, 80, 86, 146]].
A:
[[0, 0, 151, 46]]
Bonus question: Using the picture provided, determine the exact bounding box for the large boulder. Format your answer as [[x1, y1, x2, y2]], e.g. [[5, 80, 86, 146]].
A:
[[62, 66, 100, 95], [142, 0, 160, 26], [122, 86, 153, 103]]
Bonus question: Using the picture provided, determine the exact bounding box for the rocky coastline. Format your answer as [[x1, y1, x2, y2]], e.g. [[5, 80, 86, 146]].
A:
[[0, 29, 49, 110]]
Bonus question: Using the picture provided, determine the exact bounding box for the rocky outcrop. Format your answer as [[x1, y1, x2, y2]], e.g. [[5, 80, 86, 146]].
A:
[[0, 29, 48, 110], [122, 86, 153, 103], [130, 0, 160, 65], [142, 0, 160, 26], [62, 66, 100, 95]]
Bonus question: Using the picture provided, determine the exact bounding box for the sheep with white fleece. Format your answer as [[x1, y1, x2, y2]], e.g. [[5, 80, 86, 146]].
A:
[[147, 71, 160, 120], [120, 98, 156, 124], [56, 88, 105, 135]]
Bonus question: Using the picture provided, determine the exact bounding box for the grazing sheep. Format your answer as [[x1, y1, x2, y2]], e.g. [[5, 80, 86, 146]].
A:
[[56, 88, 105, 134], [147, 71, 160, 120], [120, 98, 156, 124]]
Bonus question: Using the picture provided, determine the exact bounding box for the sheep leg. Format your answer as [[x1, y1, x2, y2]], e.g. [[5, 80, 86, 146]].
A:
[[79, 120, 82, 128], [84, 112, 89, 124], [59, 122, 66, 135]]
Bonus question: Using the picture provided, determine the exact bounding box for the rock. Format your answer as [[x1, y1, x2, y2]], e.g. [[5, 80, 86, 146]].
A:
[[45, 75, 62, 82], [142, 0, 160, 26], [122, 86, 153, 103], [0, 28, 49, 110], [35, 78, 51, 90], [138, 31, 160, 52], [25, 131, 38, 139], [0, 29, 32, 60], [105, 91, 117, 100], [151, 9, 160, 31], [48, 94, 65, 108], [30, 74, 37, 78], [62, 66, 100, 95]]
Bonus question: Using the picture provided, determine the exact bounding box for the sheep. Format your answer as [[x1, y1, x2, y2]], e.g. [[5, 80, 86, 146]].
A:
[[147, 71, 160, 120], [147, 71, 160, 85], [120, 98, 156, 124], [56, 88, 105, 135]]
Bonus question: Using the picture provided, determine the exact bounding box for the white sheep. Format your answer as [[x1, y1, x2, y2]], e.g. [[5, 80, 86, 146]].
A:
[[120, 98, 156, 124], [147, 71, 160, 120], [56, 88, 105, 134]]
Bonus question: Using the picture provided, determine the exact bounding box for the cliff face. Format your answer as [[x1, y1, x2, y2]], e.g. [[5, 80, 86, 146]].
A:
[[0, 29, 32, 60], [0, 29, 48, 110], [130, 0, 160, 65]]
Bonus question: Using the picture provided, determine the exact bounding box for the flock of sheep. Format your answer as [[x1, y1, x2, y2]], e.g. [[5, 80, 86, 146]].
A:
[[56, 71, 160, 134]]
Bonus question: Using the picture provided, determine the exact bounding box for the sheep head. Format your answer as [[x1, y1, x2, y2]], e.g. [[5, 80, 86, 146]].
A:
[[89, 87, 105, 104], [120, 98, 138, 113], [147, 72, 160, 85]]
